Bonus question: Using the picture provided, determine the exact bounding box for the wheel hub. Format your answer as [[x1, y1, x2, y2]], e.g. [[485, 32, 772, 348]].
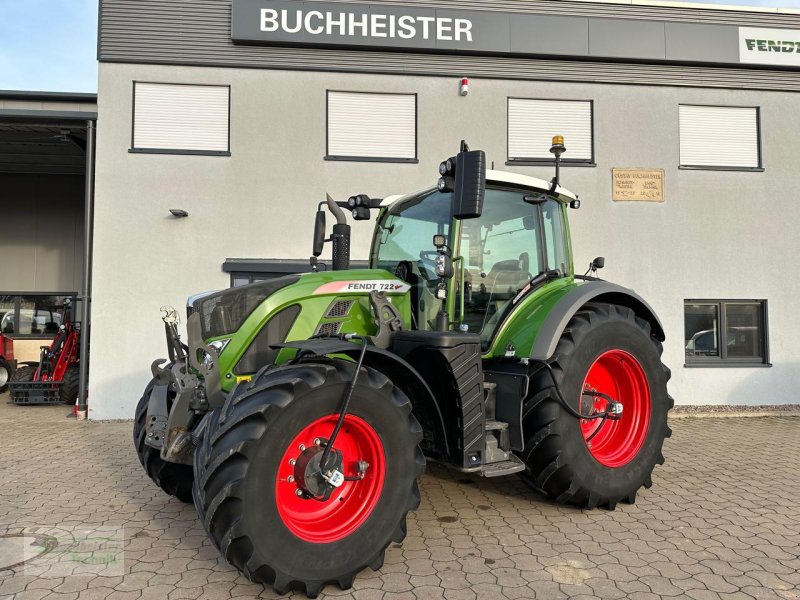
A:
[[292, 441, 344, 500]]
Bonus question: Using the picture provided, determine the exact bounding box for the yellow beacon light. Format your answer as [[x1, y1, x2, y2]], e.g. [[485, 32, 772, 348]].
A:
[[552, 135, 564, 147]]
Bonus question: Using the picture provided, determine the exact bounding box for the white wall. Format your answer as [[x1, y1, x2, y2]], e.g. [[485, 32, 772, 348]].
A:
[[90, 62, 800, 419]]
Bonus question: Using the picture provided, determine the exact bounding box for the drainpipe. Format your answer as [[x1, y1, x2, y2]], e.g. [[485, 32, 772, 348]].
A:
[[77, 119, 95, 420]]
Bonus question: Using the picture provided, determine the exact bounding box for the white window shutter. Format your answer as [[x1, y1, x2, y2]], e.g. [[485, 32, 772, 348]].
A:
[[328, 92, 416, 160], [133, 83, 230, 153], [508, 99, 593, 161], [679, 105, 760, 168]]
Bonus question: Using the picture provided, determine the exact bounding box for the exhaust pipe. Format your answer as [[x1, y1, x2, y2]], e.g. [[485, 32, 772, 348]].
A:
[[326, 194, 350, 271]]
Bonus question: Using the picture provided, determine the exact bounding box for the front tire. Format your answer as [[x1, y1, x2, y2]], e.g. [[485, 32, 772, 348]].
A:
[[60, 364, 80, 405], [193, 361, 425, 598], [520, 303, 672, 509], [133, 377, 194, 502]]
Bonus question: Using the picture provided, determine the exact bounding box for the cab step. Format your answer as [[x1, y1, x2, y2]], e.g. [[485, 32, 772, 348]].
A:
[[481, 454, 525, 478]]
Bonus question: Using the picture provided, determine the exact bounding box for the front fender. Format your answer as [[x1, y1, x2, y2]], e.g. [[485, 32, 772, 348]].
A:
[[530, 281, 665, 361], [278, 338, 450, 459]]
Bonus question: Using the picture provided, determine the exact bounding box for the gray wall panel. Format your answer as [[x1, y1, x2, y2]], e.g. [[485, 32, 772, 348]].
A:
[[509, 15, 589, 57], [588, 19, 666, 60], [0, 174, 84, 293], [665, 23, 740, 64]]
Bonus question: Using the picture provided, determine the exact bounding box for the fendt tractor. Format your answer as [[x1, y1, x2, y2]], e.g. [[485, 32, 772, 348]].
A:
[[134, 138, 672, 598]]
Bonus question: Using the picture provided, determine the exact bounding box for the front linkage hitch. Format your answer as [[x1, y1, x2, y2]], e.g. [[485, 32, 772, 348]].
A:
[[145, 306, 225, 465]]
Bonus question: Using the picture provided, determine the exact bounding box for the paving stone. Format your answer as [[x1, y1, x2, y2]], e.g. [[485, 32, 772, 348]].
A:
[[1, 398, 799, 599]]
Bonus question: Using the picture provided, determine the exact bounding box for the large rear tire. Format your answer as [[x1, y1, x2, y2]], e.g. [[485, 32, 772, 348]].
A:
[[193, 361, 425, 598], [520, 303, 673, 509], [60, 364, 80, 405], [133, 377, 194, 503]]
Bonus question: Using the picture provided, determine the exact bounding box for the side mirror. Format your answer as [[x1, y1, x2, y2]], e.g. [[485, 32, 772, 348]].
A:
[[592, 256, 605, 270], [312, 210, 326, 257], [438, 141, 486, 220]]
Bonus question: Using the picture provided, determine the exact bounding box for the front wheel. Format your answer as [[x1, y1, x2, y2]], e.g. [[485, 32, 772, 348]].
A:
[[520, 303, 673, 509], [133, 377, 194, 502], [193, 361, 425, 598], [60, 364, 80, 405]]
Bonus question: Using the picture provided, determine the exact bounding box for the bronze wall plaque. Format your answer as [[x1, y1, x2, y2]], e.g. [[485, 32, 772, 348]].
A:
[[612, 168, 665, 202]]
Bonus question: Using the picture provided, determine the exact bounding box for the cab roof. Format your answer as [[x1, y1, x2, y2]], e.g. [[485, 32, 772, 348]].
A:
[[381, 169, 577, 207]]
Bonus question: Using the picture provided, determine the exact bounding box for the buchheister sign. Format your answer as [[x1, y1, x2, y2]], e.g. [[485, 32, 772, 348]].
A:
[[231, 0, 512, 53], [739, 27, 800, 66]]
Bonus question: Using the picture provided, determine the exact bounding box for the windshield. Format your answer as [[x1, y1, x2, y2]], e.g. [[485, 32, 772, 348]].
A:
[[458, 188, 568, 345], [372, 189, 451, 328]]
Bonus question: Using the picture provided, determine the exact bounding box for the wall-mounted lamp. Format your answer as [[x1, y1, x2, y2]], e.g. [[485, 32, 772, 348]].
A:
[[169, 209, 189, 218]]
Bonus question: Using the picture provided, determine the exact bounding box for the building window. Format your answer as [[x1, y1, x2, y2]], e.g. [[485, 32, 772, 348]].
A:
[[131, 82, 231, 156], [326, 91, 417, 163], [0, 294, 75, 338], [507, 98, 594, 165], [679, 105, 761, 170], [684, 300, 769, 366]]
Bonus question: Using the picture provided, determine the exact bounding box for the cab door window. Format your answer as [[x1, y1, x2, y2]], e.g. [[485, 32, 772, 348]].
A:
[[458, 188, 542, 342]]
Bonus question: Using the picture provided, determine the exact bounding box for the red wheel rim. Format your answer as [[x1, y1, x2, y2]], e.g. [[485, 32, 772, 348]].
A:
[[580, 349, 651, 468], [275, 414, 385, 543]]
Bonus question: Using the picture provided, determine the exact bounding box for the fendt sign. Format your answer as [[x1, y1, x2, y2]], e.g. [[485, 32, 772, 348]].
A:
[[739, 27, 800, 66]]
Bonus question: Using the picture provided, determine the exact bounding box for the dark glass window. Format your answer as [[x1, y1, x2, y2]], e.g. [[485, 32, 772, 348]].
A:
[[0, 294, 74, 337], [684, 300, 768, 366]]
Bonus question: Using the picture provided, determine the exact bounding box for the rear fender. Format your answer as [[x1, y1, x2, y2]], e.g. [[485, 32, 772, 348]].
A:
[[279, 338, 450, 460], [530, 281, 665, 361]]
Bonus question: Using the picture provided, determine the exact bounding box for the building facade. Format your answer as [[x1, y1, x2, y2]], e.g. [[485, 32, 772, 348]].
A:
[[89, 0, 800, 419]]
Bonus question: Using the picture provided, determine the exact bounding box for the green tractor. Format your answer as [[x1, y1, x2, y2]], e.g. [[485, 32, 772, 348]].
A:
[[134, 138, 672, 598]]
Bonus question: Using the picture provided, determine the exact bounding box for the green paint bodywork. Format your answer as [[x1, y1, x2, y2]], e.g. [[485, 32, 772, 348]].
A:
[[207, 188, 580, 393], [210, 269, 413, 393]]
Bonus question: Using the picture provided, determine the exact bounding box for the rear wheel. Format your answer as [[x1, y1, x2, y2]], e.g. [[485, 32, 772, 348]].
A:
[[0, 360, 11, 393], [133, 377, 194, 503], [520, 303, 672, 509], [193, 361, 425, 598], [60, 364, 80, 405]]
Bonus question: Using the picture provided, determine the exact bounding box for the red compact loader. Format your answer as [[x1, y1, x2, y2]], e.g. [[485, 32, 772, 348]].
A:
[[8, 299, 81, 405], [0, 333, 15, 394]]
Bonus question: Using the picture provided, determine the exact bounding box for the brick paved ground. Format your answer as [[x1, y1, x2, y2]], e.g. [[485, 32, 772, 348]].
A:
[[0, 394, 798, 600]]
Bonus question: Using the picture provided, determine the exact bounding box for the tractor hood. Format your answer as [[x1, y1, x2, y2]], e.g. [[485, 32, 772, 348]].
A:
[[191, 275, 301, 339]]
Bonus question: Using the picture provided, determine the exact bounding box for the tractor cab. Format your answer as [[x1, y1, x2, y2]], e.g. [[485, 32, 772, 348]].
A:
[[370, 172, 576, 350]]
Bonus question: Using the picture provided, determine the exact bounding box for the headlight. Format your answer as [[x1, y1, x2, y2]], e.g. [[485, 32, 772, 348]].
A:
[[202, 339, 231, 366]]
